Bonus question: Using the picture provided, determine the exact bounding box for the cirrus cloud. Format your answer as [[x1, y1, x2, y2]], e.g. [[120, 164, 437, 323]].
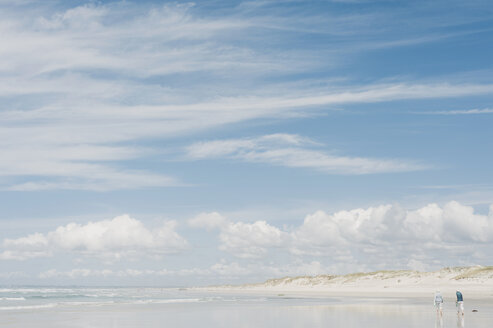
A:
[[186, 134, 427, 174], [1, 2, 493, 190]]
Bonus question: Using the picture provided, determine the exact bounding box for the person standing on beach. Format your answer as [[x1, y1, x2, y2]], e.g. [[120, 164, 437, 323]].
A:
[[434, 291, 444, 316], [456, 290, 464, 316]]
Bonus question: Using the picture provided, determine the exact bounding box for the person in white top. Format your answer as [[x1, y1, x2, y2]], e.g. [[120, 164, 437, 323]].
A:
[[434, 291, 444, 316]]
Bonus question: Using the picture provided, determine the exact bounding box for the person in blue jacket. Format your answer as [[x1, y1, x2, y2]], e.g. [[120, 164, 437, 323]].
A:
[[456, 290, 464, 316]]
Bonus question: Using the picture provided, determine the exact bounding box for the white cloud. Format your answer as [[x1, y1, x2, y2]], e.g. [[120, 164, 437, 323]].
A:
[[7, 202, 491, 272], [419, 108, 493, 115], [290, 210, 347, 255], [440, 201, 491, 242], [19, 200, 493, 280], [189, 212, 285, 258], [186, 134, 426, 174], [219, 221, 285, 258], [0, 3, 491, 190], [290, 204, 408, 256], [293, 201, 493, 252], [189, 201, 493, 270], [0, 144, 164, 190], [1, 215, 188, 261], [403, 203, 443, 242], [188, 212, 228, 231]]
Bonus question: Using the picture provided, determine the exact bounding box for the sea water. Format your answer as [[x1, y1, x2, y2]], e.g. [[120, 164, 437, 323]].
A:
[[1, 287, 492, 327]]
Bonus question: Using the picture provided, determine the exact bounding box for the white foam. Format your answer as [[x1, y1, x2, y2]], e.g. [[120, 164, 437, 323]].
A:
[[0, 303, 57, 311], [59, 301, 115, 307], [0, 297, 26, 301]]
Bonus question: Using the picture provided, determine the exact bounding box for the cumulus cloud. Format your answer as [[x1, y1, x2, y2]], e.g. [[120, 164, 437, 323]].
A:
[[1, 215, 188, 261], [188, 212, 228, 231], [189, 212, 286, 258], [186, 134, 426, 174], [218, 221, 285, 258], [7, 201, 493, 281], [292, 201, 493, 257], [189, 201, 493, 270], [8, 201, 491, 271]]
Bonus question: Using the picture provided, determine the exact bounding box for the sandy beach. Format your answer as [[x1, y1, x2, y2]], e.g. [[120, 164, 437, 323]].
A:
[[4, 267, 493, 327], [2, 284, 493, 327]]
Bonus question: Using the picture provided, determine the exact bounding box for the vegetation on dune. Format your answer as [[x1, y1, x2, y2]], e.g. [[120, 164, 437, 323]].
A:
[[453, 266, 493, 280], [255, 266, 493, 286]]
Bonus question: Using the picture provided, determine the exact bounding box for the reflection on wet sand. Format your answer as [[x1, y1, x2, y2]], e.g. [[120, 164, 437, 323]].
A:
[[457, 314, 464, 328], [435, 314, 443, 328], [435, 311, 466, 328]]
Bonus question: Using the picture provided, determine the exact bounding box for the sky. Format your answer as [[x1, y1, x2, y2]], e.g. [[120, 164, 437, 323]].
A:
[[0, 0, 493, 286]]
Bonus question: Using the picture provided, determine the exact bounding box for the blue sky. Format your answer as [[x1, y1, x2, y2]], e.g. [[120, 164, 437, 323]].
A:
[[1, 0, 493, 286]]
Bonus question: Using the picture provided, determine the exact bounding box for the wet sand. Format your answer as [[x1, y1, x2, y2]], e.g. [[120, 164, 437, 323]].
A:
[[3, 289, 493, 327]]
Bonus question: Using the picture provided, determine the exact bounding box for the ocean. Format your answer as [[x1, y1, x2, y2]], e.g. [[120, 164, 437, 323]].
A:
[[1, 287, 492, 327]]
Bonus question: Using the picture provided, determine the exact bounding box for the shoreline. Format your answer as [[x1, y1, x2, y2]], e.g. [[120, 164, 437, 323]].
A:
[[199, 285, 493, 300]]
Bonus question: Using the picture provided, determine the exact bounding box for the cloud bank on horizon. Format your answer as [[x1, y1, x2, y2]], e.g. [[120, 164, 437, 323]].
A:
[[1, 0, 493, 284], [2, 201, 493, 283]]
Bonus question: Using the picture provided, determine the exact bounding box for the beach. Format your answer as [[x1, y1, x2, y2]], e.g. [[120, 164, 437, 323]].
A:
[[2, 267, 493, 327], [2, 288, 492, 327]]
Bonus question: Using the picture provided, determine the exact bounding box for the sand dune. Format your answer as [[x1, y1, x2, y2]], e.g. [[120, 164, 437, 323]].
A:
[[212, 266, 493, 297]]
